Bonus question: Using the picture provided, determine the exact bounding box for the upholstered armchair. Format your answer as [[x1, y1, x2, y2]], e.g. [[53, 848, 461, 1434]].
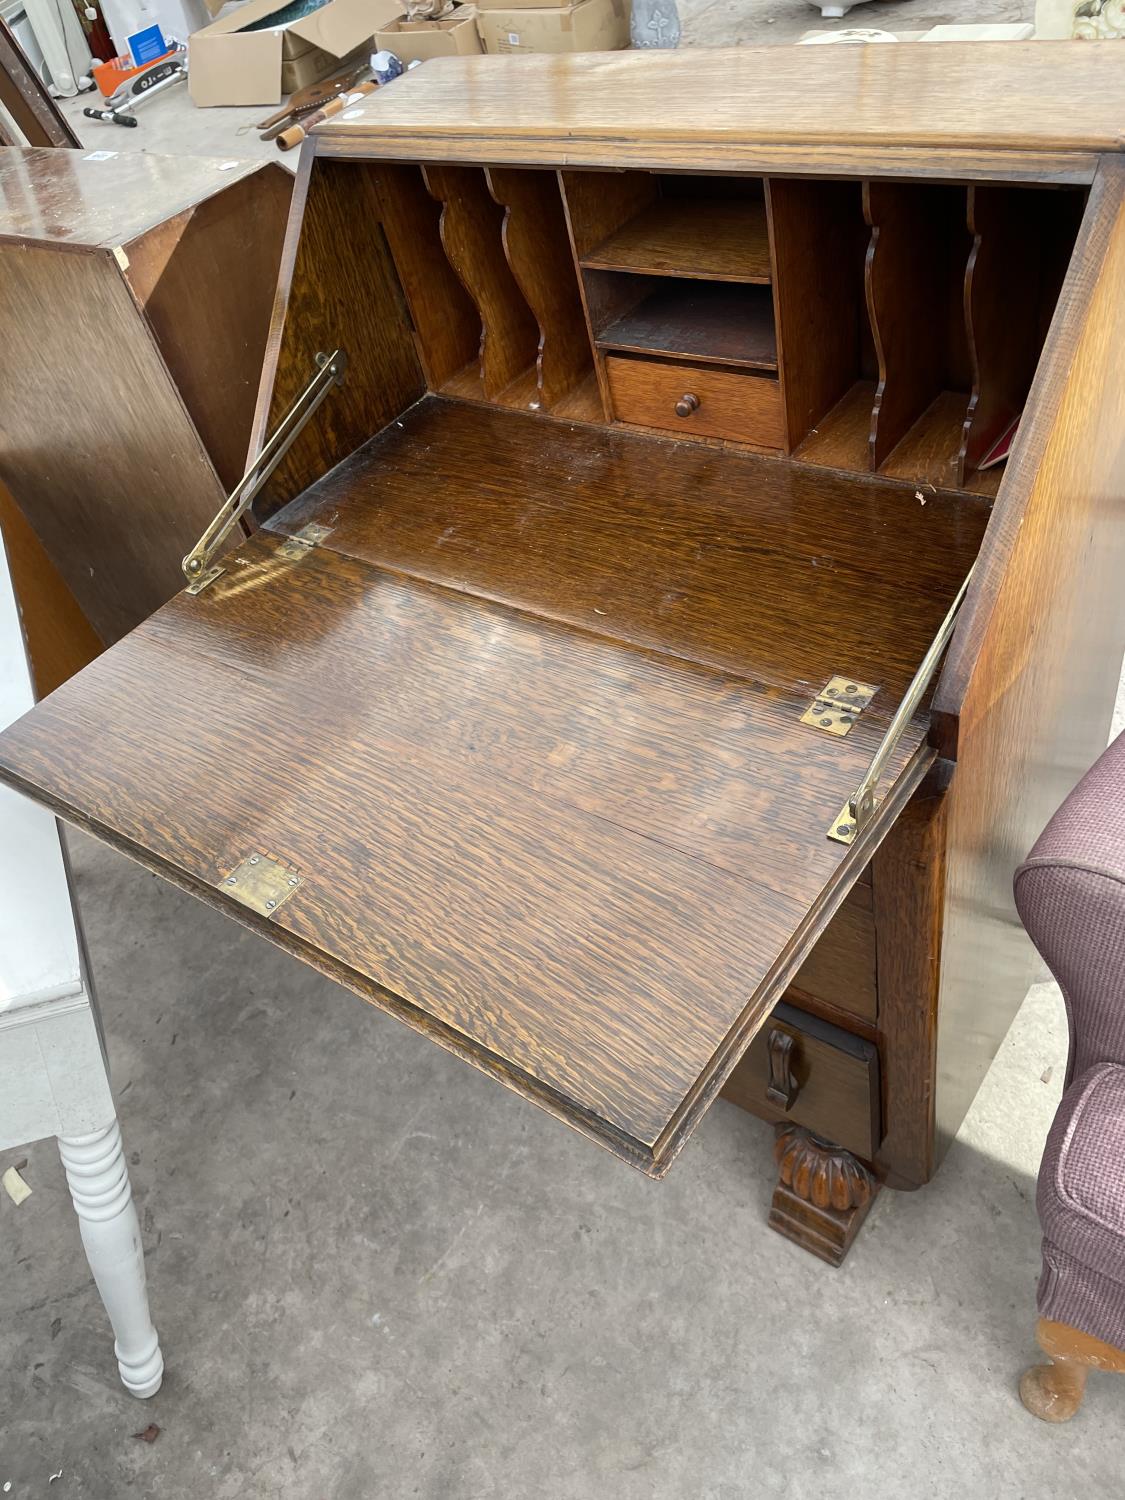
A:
[[1015, 729, 1125, 1421]]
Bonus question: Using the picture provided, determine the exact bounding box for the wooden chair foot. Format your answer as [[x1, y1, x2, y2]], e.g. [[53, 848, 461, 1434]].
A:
[[768, 1124, 878, 1267], [1019, 1318, 1125, 1423], [1019, 1360, 1087, 1422]]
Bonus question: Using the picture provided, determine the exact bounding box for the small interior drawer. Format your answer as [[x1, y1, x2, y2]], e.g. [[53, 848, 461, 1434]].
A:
[[791, 880, 877, 1024], [605, 354, 785, 449], [721, 1000, 880, 1160]]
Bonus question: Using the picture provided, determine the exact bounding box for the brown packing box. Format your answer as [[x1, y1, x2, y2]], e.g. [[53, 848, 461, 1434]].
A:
[[374, 7, 482, 61], [476, 0, 628, 51], [189, 0, 400, 108]]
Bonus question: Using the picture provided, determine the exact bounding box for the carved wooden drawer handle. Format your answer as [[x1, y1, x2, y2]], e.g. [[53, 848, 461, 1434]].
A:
[[766, 1028, 799, 1110], [675, 393, 700, 418]]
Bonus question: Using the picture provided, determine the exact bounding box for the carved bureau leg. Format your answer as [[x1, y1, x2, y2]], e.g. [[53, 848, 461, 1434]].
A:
[[58, 1120, 164, 1398], [769, 1124, 879, 1267], [1019, 1317, 1125, 1423]]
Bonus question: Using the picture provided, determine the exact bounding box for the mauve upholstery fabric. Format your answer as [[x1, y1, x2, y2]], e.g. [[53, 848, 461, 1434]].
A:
[[1015, 730, 1125, 1350]]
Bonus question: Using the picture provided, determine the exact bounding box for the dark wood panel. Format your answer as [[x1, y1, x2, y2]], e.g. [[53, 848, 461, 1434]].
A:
[[422, 163, 539, 402], [123, 166, 292, 491], [0, 479, 102, 696], [0, 529, 924, 1172], [932, 159, 1125, 1161], [485, 167, 593, 411], [606, 355, 784, 448], [269, 397, 990, 701], [767, 177, 868, 452], [250, 153, 426, 519], [372, 163, 481, 392], [872, 764, 950, 1188], [721, 1000, 880, 1160], [791, 882, 877, 1024], [960, 185, 1084, 478], [0, 243, 226, 643], [864, 181, 972, 471], [597, 282, 777, 371]]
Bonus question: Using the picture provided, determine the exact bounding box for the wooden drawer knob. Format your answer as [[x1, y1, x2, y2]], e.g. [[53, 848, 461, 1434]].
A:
[[766, 1027, 799, 1110], [674, 393, 700, 418]]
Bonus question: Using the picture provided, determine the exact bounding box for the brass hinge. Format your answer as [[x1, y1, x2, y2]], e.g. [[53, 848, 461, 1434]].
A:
[[827, 564, 976, 846], [277, 521, 334, 560], [182, 349, 347, 595], [800, 677, 878, 736], [218, 853, 302, 917]]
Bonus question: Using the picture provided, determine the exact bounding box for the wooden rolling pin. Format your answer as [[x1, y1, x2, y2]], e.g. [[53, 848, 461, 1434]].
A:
[[277, 81, 377, 151]]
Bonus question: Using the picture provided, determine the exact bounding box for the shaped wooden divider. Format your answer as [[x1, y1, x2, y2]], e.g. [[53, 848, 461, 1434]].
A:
[[485, 167, 594, 413], [421, 164, 539, 401]]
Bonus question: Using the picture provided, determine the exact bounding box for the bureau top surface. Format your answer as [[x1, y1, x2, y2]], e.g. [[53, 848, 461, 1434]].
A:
[[0, 148, 271, 249], [320, 45, 1125, 163]]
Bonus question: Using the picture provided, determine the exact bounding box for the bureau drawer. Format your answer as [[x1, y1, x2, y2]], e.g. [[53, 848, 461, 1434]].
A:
[[721, 1001, 880, 1160], [605, 354, 785, 449], [792, 881, 877, 1023]]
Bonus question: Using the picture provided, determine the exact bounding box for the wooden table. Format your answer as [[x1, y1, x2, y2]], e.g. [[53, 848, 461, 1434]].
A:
[[2, 46, 1124, 1268]]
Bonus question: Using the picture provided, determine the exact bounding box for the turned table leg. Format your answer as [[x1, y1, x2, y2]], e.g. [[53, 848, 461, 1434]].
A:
[[58, 1120, 164, 1399], [1020, 1317, 1125, 1423], [769, 1123, 879, 1267]]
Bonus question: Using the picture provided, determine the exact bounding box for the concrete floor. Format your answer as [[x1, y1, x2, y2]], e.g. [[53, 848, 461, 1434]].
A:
[[7, 3, 1125, 1496]]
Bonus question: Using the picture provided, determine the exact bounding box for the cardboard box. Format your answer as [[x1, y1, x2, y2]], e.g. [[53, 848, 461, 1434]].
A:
[[476, 0, 627, 51], [189, 0, 400, 108], [374, 7, 482, 60]]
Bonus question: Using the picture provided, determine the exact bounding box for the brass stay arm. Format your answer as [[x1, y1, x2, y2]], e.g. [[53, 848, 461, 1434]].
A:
[[836, 563, 976, 842], [182, 349, 347, 591]]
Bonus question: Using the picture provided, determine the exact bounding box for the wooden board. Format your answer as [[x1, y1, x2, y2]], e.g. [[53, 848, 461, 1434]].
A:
[[582, 198, 771, 283], [0, 147, 268, 248], [605, 356, 785, 449], [0, 523, 931, 1175], [931, 157, 1125, 1161], [268, 398, 989, 700], [316, 47, 1121, 177], [0, 243, 228, 644], [597, 282, 777, 371]]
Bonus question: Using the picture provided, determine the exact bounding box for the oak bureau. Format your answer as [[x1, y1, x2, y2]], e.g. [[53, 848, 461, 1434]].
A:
[[2, 45, 1124, 1267]]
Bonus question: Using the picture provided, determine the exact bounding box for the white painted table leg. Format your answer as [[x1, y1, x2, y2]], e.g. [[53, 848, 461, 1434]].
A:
[[58, 1120, 164, 1399]]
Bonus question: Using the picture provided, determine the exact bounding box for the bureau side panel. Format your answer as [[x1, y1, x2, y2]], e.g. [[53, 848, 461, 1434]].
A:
[[0, 244, 227, 644], [933, 158, 1125, 1159]]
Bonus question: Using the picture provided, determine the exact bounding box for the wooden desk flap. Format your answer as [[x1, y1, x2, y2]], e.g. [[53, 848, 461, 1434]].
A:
[[0, 403, 980, 1175]]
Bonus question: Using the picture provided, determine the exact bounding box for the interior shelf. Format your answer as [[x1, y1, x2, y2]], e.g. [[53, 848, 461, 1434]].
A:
[[596, 282, 778, 370], [581, 198, 772, 284]]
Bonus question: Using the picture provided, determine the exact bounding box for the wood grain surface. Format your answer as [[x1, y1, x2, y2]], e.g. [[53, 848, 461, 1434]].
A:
[[123, 166, 293, 491], [316, 46, 1124, 169], [0, 146, 268, 249], [422, 164, 539, 401], [252, 155, 426, 517], [0, 480, 101, 697], [371, 163, 481, 391], [0, 525, 929, 1173], [269, 397, 989, 700], [581, 196, 771, 284], [0, 242, 227, 643], [931, 159, 1125, 1161], [484, 167, 593, 411]]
